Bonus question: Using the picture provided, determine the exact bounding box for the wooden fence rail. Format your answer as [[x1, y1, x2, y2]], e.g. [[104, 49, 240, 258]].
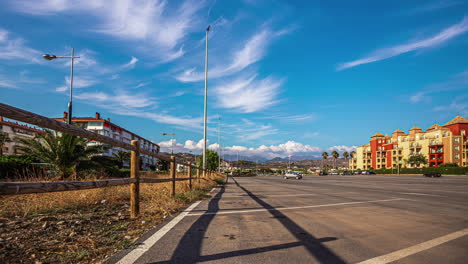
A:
[[0, 102, 224, 218]]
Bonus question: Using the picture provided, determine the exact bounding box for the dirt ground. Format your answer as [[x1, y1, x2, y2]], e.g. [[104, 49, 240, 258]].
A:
[[0, 185, 216, 264]]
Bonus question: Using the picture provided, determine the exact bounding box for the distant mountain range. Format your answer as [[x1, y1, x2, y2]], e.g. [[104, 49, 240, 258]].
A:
[[164, 152, 348, 167]]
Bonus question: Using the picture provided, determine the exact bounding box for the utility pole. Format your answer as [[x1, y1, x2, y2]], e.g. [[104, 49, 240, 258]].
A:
[[202, 25, 210, 177], [218, 117, 221, 173]]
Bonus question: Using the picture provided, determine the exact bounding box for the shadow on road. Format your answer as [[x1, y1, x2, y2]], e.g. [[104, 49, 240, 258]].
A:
[[230, 177, 346, 264], [150, 177, 344, 264]]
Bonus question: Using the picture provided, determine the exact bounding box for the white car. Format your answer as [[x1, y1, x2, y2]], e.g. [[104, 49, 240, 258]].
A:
[[283, 172, 303, 179]]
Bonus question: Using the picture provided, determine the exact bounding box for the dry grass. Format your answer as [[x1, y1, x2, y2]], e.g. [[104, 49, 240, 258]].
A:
[[0, 172, 225, 263], [0, 172, 218, 218]]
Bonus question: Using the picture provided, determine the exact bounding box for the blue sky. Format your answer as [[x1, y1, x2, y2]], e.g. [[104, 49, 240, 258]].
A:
[[1, 0, 467, 159]]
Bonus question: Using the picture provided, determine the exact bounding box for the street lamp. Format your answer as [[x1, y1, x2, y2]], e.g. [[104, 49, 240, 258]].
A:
[[162, 133, 176, 154], [202, 25, 210, 177], [42, 48, 80, 125]]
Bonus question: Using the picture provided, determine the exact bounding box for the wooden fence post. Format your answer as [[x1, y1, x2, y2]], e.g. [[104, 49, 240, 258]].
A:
[[188, 164, 192, 191], [130, 140, 140, 218], [170, 156, 176, 197], [197, 168, 200, 184]]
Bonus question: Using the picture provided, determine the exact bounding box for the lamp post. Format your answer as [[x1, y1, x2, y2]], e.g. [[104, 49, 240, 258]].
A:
[[42, 48, 80, 125], [162, 133, 176, 155], [202, 25, 210, 177]]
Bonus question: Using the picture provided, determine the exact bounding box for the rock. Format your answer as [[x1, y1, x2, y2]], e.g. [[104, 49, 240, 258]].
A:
[[31, 254, 36, 258], [39, 216, 57, 222], [101, 199, 107, 204], [124, 236, 131, 240]]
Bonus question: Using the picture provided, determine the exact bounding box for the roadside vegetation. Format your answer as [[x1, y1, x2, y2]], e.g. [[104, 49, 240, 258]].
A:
[[0, 132, 226, 263]]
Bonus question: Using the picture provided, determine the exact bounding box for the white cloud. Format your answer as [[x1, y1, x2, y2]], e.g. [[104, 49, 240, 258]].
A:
[[433, 94, 468, 116], [11, 0, 205, 62], [0, 79, 17, 89], [409, 69, 468, 103], [222, 118, 278, 141], [175, 28, 287, 82], [158, 139, 324, 159], [75, 90, 155, 109], [214, 74, 283, 113], [121, 56, 138, 70], [74, 89, 203, 130], [0, 28, 41, 63], [327, 145, 357, 153], [55, 76, 98, 92], [337, 16, 468, 70]]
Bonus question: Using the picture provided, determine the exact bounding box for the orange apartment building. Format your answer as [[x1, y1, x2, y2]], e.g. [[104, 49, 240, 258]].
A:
[[349, 115, 468, 170]]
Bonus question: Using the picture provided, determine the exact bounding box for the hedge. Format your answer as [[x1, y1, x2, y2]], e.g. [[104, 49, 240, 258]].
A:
[[372, 167, 468, 175]]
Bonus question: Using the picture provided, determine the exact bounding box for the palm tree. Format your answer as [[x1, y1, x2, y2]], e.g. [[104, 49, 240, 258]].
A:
[[331, 150, 339, 169], [0, 132, 11, 156], [113, 150, 130, 169], [321, 152, 328, 169], [350, 151, 356, 158], [343, 151, 349, 161], [15, 130, 104, 179]]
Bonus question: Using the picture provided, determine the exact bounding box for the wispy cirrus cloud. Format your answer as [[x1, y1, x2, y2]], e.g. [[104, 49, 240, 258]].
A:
[[121, 56, 139, 70], [10, 0, 205, 62], [406, 0, 464, 15], [433, 96, 468, 116], [74, 89, 204, 130], [55, 76, 98, 92], [0, 28, 41, 63], [409, 70, 468, 103], [175, 28, 288, 82], [337, 16, 468, 70], [214, 74, 284, 113]]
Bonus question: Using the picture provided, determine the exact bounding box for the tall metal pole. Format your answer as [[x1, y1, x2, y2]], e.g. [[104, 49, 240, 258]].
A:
[[68, 48, 74, 125], [218, 117, 221, 173], [171, 133, 174, 155], [202, 25, 210, 177]]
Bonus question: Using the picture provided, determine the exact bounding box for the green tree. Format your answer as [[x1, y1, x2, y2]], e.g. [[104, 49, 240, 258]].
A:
[[407, 154, 428, 167], [343, 151, 349, 162], [321, 152, 328, 169], [157, 159, 169, 171], [331, 150, 339, 169], [15, 130, 104, 179], [113, 150, 130, 169], [0, 132, 11, 156], [350, 151, 356, 158], [196, 149, 219, 171]]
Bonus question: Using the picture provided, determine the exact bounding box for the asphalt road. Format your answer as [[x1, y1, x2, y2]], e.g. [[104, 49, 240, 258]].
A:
[[109, 175, 468, 264]]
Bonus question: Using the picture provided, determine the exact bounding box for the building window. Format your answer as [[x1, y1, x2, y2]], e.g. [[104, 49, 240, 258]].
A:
[[436, 134, 440, 138], [454, 138, 459, 143], [454, 146, 459, 151], [455, 154, 459, 159], [88, 122, 103, 127]]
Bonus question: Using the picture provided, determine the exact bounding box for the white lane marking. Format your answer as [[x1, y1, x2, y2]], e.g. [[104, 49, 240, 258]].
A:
[[357, 228, 468, 264], [399, 192, 442, 197], [187, 198, 410, 216], [222, 193, 320, 198], [116, 201, 202, 264]]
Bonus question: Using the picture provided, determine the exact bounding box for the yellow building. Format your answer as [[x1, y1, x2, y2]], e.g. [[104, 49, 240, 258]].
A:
[[349, 115, 468, 170]]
